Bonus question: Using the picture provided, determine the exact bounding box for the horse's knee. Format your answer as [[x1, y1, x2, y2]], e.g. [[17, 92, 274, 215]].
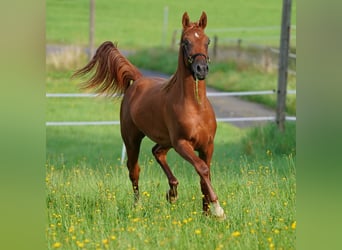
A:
[[197, 163, 210, 178]]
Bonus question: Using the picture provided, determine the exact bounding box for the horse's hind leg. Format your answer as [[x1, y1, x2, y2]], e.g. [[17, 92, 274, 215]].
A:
[[122, 131, 144, 205], [152, 144, 179, 203]]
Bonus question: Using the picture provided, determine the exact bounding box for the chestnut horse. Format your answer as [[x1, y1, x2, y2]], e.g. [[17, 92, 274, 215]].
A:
[[74, 12, 225, 218]]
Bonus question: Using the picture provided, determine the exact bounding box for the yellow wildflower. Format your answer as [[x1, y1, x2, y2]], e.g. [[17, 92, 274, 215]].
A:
[[195, 229, 201, 235], [68, 226, 75, 233], [52, 242, 62, 248], [132, 217, 140, 222], [291, 221, 296, 230], [76, 241, 85, 248], [142, 191, 150, 197], [231, 231, 241, 237]]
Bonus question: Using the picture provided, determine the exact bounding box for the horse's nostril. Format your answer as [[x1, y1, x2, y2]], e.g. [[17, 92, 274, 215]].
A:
[[197, 65, 201, 72]]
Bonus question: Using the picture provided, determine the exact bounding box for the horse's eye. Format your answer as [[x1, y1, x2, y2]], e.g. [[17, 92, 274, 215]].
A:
[[208, 39, 211, 45], [182, 40, 190, 47]]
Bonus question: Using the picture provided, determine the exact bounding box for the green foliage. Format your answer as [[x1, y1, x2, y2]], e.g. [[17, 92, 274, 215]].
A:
[[129, 48, 178, 75], [241, 122, 296, 160], [46, 0, 296, 48]]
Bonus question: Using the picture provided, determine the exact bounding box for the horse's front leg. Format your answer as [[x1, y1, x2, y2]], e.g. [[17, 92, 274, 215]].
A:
[[174, 140, 225, 219], [198, 144, 213, 215], [198, 144, 226, 218], [152, 144, 179, 203]]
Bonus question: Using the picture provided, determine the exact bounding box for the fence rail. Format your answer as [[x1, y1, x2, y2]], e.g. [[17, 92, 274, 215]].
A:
[[46, 116, 296, 127], [46, 90, 296, 98], [46, 90, 296, 126], [171, 25, 297, 48]]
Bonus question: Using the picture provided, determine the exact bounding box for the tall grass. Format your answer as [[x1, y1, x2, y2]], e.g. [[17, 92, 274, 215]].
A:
[[46, 127, 296, 249]]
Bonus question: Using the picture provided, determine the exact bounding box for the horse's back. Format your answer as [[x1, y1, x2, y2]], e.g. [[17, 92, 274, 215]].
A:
[[123, 76, 167, 108]]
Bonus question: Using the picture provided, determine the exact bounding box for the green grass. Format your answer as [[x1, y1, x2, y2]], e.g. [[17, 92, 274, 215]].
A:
[[46, 65, 295, 249], [46, 0, 296, 48], [46, 153, 295, 249]]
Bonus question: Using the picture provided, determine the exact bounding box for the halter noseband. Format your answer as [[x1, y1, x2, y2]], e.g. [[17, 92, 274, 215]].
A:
[[186, 53, 210, 65]]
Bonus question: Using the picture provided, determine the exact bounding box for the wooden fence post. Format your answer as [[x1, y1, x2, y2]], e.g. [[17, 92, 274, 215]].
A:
[[171, 30, 177, 50], [89, 0, 95, 59], [213, 35, 218, 58], [237, 38, 242, 60], [276, 0, 292, 132], [162, 6, 168, 47]]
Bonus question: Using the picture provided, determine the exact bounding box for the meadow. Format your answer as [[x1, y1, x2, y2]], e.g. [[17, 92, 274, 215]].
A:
[[46, 63, 296, 249], [46, 1, 296, 249], [46, 0, 296, 48]]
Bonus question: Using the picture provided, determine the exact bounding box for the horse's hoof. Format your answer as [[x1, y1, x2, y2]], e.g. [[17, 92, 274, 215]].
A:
[[210, 202, 226, 220], [166, 191, 178, 203], [215, 212, 227, 221]]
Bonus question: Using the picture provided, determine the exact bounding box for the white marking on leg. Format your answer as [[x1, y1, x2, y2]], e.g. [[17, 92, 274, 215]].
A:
[[195, 32, 199, 38], [211, 201, 226, 219]]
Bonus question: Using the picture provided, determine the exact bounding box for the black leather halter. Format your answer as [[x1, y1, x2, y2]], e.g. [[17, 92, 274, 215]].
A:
[[186, 53, 210, 65]]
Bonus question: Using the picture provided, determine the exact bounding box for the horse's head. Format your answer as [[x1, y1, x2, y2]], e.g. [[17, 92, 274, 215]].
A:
[[181, 11, 210, 80]]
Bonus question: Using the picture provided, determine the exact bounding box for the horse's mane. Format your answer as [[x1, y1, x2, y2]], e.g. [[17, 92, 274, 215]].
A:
[[73, 41, 142, 96], [162, 74, 178, 92]]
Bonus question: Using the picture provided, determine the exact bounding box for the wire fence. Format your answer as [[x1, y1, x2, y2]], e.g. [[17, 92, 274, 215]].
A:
[[46, 90, 296, 126]]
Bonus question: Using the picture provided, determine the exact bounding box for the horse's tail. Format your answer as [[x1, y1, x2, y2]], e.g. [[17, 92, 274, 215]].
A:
[[73, 41, 143, 96]]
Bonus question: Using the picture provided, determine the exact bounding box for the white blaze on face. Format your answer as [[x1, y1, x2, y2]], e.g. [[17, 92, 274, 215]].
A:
[[194, 32, 200, 38]]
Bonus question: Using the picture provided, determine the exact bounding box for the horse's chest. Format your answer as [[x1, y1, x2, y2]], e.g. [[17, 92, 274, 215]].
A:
[[176, 110, 216, 141]]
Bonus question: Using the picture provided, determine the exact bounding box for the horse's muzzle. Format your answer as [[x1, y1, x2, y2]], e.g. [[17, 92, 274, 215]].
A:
[[192, 61, 209, 80]]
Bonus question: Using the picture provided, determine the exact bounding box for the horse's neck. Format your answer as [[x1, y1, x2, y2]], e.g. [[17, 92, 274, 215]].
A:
[[172, 67, 207, 105]]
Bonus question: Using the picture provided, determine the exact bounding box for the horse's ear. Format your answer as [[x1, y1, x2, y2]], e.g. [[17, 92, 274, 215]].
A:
[[198, 11, 207, 29], [182, 12, 190, 28]]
